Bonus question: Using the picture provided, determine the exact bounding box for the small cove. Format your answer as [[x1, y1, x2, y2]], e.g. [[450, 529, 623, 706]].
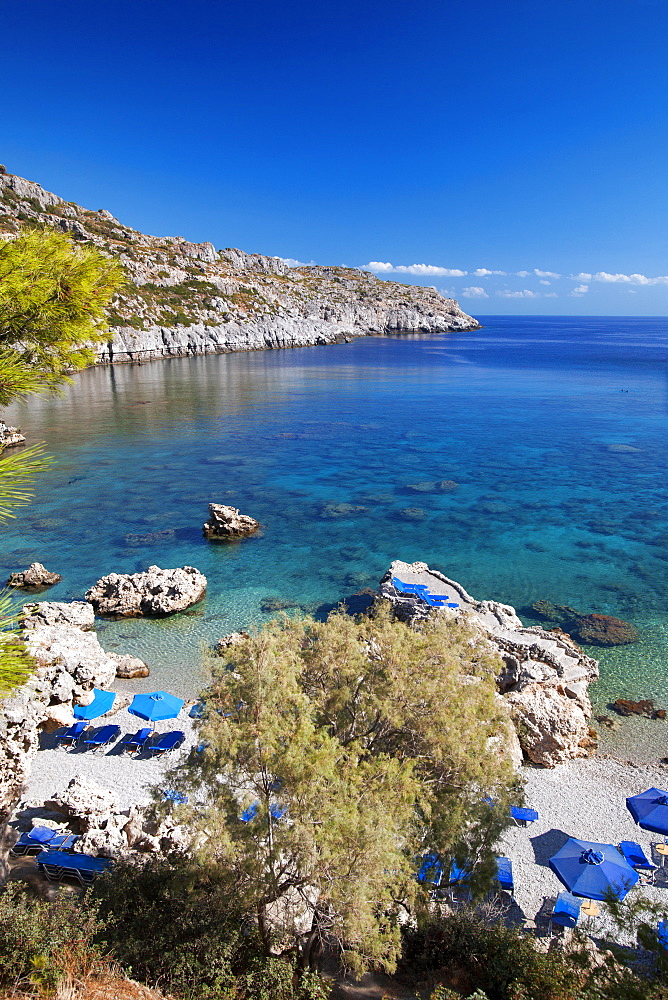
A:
[[2, 315, 668, 759]]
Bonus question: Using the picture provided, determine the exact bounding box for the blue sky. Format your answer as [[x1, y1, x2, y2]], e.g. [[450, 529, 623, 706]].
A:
[[3, 0, 667, 314]]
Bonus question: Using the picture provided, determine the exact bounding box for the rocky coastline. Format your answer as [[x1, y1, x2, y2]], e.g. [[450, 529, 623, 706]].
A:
[[0, 171, 480, 367], [380, 560, 600, 767]]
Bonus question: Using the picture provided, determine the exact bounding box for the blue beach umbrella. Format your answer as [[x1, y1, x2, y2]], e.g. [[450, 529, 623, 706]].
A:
[[626, 788, 668, 836], [548, 837, 639, 901], [73, 688, 116, 720], [127, 690, 184, 727]]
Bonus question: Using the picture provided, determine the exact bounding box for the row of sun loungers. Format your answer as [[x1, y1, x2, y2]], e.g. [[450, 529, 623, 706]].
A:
[[391, 577, 460, 608], [54, 723, 185, 756], [10, 825, 79, 857], [36, 849, 113, 886]]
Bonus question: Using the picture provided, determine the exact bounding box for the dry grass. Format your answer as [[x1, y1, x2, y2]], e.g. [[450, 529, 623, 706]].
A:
[[0, 968, 174, 1000]]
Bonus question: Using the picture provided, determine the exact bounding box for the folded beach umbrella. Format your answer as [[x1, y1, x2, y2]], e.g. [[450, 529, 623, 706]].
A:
[[626, 788, 668, 835], [548, 837, 638, 901], [73, 688, 116, 720], [127, 690, 184, 725]]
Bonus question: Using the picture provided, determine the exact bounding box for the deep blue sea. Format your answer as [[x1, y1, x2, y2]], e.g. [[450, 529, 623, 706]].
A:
[[2, 316, 668, 758]]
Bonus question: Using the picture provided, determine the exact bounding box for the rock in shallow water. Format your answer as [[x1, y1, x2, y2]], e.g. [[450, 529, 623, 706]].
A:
[[7, 562, 61, 589], [202, 503, 260, 539], [109, 652, 150, 678], [86, 565, 207, 617], [530, 600, 640, 646]]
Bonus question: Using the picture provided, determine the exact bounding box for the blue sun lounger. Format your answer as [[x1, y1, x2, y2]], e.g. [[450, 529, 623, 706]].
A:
[[36, 849, 113, 886], [416, 851, 444, 887], [81, 724, 121, 752], [55, 720, 89, 749], [496, 856, 514, 894], [147, 730, 185, 757], [448, 861, 473, 901], [618, 841, 658, 882], [511, 806, 539, 826], [551, 891, 581, 930], [121, 727, 152, 754], [391, 578, 460, 609], [658, 921, 668, 950], [10, 826, 79, 857]]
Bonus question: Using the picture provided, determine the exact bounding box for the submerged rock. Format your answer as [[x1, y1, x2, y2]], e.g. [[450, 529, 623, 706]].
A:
[[320, 502, 367, 518], [86, 565, 207, 617], [7, 562, 61, 589], [530, 600, 640, 646], [404, 480, 458, 494], [203, 503, 260, 539], [612, 698, 666, 719]]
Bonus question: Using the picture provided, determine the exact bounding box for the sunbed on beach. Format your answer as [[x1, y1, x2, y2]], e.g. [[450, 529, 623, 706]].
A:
[[496, 856, 514, 894], [550, 891, 581, 930], [391, 577, 460, 608], [511, 806, 539, 826], [10, 827, 78, 857], [81, 724, 121, 752], [618, 840, 657, 883], [146, 730, 185, 757], [121, 727, 152, 754], [54, 720, 89, 749]]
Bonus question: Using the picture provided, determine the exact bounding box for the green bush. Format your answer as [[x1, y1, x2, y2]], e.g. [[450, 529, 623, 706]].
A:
[[90, 854, 331, 999], [0, 883, 102, 993]]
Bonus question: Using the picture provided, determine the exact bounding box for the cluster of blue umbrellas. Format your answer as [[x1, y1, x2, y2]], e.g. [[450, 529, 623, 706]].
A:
[[545, 787, 668, 902], [74, 688, 184, 729]]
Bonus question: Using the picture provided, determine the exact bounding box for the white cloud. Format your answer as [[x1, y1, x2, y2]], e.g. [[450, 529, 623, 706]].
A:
[[461, 286, 489, 298], [472, 267, 507, 277], [497, 289, 540, 299], [570, 284, 589, 297], [539, 280, 551, 286], [543, 292, 558, 298], [592, 271, 668, 285], [364, 261, 395, 272], [515, 270, 531, 277], [279, 257, 308, 267], [363, 261, 467, 277], [534, 268, 561, 279], [570, 270, 668, 286]]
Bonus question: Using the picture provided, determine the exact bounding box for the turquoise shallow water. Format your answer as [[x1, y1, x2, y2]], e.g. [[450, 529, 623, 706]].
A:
[[2, 316, 668, 757]]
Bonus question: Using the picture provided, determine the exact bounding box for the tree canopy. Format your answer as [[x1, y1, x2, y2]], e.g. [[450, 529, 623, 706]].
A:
[[170, 606, 522, 973], [0, 226, 124, 691], [0, 227, 123, 404]]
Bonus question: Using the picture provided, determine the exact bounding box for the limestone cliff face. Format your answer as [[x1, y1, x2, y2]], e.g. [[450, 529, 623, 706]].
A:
[[0, 171, 480, 364]]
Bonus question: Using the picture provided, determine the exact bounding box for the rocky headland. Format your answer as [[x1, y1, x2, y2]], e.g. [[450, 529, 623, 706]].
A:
[[380, 560, 600, 768], [0, 170, 480, 365]]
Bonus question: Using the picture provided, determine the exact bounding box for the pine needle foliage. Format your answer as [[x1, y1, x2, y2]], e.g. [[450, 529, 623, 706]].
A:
[[170, 606, 521, 974], [0, 441, 51, 522], [0, 227, 124, 403], [0, 590, 35, 694]]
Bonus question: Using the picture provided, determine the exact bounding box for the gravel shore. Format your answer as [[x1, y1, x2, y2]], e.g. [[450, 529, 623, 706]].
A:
[[16, 703, 199, 816], [498, 755, 668, 937]]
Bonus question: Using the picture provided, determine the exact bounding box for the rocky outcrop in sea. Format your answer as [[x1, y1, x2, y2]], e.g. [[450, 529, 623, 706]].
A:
[[380, 560, 600, 768], [0, 170, 480, 365], [7, 563, 61, 589], [86, 565, 207, 617], [202, 503, 260, 539]]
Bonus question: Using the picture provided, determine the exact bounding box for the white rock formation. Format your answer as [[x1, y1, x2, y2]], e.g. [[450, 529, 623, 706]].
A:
[[86, 564, 207, 617], [7, 563, 62, 588], [203, 503, 260, 539], [22, 600, 94, 630], [379, 560, 599, 768]]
